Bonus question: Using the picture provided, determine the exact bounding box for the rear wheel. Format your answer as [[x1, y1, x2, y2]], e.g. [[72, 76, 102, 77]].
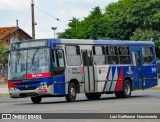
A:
[[31, 96, 42, 104], [66, 82, 76, 102], [115, 80, 132, 98], [85, 93, 101, 100]]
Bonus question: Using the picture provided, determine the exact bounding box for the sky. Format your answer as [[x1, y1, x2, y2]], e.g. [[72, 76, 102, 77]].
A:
[[0, 0, 118, 39]]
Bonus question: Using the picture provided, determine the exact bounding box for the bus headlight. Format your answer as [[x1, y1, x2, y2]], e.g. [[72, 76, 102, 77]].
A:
[[9, 87, 17, 91], [43, 84, 47, 89], [39, 82, 51, 89]]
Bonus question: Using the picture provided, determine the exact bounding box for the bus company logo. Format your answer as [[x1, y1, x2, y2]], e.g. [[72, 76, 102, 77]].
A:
[[127, 66, 133, 74]]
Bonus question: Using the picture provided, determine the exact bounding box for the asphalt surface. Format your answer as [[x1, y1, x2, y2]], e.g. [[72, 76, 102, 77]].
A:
[[0, 90, 160, 122], [0, 80, 160, 122]]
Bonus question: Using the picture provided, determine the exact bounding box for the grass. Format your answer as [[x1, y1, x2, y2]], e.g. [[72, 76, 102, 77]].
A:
[[0, 81, 7, 85]]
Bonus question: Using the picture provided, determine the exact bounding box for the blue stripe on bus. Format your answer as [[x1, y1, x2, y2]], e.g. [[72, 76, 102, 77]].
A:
[[109, 66, 116, 91], [102, 66, 111, 92]]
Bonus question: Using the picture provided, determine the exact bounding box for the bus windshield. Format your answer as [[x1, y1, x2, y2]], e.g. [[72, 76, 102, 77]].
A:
[[9, 48, 50, 80]]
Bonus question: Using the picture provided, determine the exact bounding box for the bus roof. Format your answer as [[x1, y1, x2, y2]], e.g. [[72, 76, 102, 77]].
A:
[[53, 39, 154, 46], [12, 38, 154, 47]]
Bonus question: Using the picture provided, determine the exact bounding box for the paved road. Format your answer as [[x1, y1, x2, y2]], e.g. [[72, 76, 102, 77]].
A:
[[0, 90, 160, 122]]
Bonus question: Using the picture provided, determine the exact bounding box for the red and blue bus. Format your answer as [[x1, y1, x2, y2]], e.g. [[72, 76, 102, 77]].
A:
[[4, 39, 158, 103]]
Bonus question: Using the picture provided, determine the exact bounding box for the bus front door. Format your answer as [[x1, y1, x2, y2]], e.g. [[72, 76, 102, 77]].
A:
[[82, 50, 95, 92], [132, 51, 143, 89]]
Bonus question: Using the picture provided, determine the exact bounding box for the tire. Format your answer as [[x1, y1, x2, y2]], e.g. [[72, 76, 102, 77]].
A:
[[66, 82, 76, 102], [31, 96, 42, 104], [85, 93, 101, 100], [115, 80, 132, 98]]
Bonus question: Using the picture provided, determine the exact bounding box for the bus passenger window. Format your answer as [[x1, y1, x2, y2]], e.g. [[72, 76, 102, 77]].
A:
[[107, 46, 119, 64], [142, 47, 154, 64], [119, 47, 130, 64], [66, 46, 81, 66], [93, 46, 106, 65]]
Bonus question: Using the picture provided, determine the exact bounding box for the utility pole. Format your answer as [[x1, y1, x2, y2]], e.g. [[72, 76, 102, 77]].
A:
[[16, 19, 19, 27], [31, 0, 35, 39]]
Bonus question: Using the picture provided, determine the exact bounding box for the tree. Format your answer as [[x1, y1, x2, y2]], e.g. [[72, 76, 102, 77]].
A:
[[0, 44, 8, 64], [58, 0, 160, 46]]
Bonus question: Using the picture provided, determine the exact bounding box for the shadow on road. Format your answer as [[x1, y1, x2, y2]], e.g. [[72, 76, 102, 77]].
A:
[[14, 94, 152, 105]]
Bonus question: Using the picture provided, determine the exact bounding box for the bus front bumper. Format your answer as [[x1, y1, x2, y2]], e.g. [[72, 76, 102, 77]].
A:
[[9, 84, 54, 98]]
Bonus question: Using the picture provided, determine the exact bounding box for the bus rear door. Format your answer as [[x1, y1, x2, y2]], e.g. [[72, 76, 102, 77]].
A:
[[82, 50, 95, 92], [131, 47, 143, 89]]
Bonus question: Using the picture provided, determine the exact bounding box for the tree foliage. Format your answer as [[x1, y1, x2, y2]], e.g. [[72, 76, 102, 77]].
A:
[[58, 0, 160, 47], [0, 45, 8, 64]]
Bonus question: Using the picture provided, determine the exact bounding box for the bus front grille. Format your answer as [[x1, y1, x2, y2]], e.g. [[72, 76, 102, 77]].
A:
[[18, 86, 37, 91]]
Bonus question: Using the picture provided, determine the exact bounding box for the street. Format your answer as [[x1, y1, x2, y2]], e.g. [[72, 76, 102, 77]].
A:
[[0, 90, 160, 121]]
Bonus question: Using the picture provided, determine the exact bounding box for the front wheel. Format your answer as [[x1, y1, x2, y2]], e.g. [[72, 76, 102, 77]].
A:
[[31, 96, 42, 104], [66, 82, 76, 102], [115, 80, 132, 98]]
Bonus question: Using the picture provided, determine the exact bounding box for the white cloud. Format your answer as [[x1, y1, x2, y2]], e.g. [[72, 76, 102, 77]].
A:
[[0, 0, 38, 11], [0, 0, 119, 39]]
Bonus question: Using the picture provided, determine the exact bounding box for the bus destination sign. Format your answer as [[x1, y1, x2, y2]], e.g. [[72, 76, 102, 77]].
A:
[[11, 40, 47, 49]]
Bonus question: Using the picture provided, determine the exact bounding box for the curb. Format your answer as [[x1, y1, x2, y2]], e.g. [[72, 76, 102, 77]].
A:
[[148, 87, 160, 90], [0, 94, 9, 97]]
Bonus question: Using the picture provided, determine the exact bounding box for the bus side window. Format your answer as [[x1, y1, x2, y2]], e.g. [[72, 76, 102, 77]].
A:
[[132, 52, 141, 66], [93, 46, 106, 65], [66, 46, 81, 66], [119, 47, 131, 64], [142, 47, 154, 64], [107, 46, 119, 64]]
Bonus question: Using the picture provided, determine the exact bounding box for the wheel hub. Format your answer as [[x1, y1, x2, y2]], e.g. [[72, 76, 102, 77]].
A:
[[70, 87, 75, 97], [125, 84, 130, 95]]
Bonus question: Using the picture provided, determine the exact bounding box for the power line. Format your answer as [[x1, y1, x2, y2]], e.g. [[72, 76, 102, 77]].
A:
[[35, 5, 62, 21], [22, 9, 30, 29]]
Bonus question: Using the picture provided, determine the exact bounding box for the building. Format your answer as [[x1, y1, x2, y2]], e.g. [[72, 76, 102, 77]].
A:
[[0, 27, 32, 47], [0, 27, 32, 71]]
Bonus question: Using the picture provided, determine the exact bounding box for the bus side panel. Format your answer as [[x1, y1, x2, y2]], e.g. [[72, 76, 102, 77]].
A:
[[65, 67, 84, 94], [53, 74, 65, 95], [96, 65, 133, 92], [142, 64, 158, 89], [115, 66, 134, 91], [142, 46, 158, 89]]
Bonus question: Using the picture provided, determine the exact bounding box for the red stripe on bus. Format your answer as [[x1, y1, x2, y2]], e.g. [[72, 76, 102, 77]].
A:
[[115, 68, 123, 91]]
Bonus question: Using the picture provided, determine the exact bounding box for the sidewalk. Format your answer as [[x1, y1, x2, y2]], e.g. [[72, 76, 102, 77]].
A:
[[0, 83, 9, 96]]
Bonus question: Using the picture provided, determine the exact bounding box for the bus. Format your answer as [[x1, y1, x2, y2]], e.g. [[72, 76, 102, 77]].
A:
[[3, 39, 158, 103]]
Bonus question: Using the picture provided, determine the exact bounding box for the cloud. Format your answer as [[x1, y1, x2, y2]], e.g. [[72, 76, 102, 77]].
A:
[[0, 0, 119, 39], [0, 0, 31, 11]]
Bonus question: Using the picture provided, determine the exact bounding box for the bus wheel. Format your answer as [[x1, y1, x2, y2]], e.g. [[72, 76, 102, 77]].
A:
[[115, 80, 132, 98], [85, 93, 101, 100], [66, 82, 76, 102], [31, 96, 42, 104]]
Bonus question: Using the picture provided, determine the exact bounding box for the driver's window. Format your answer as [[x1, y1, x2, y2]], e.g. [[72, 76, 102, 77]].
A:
[[52, 49, 65, 68], [57, 50, 65, 67]]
